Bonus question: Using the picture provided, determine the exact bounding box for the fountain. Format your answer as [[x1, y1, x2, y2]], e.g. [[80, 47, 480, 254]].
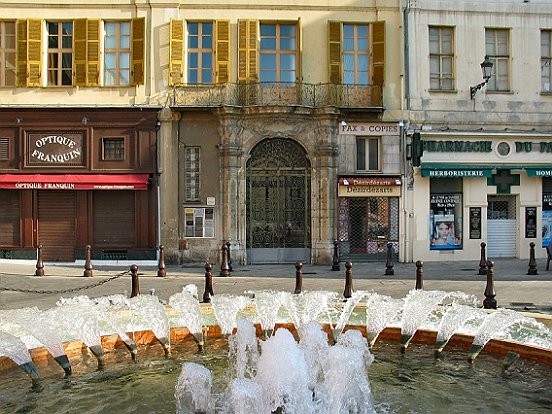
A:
[[1, 286, 551, 413]]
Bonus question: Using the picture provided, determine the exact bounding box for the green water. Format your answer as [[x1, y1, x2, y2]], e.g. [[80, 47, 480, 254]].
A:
[[1, 337, 551, 414]]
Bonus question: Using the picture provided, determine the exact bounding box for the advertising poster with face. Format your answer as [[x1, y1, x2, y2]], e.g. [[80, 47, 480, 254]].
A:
[[430, 194, 463, 250], [542, 194, 552, 248]]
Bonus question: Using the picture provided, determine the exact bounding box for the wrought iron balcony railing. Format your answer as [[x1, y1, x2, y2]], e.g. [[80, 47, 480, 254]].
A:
[[170, 82, 383, 109]]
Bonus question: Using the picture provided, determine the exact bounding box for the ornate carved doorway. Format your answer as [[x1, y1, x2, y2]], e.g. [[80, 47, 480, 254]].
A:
[[246, 139, 311, 263]]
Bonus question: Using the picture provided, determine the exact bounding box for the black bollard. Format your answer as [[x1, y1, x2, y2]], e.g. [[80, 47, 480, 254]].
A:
[[83, 245, 93, 277], [478, 242, 487, 275], [35, 244, 45, 277], [483, 260, 497, 309], [294, 261, 303, 294], [157, 245, 166, 277], [219, 243, 230, 277], [203, 262, 214, 303], [527, 242, 538, 275], [130, 264, 140, 297], [226, 241, 233, 271], [343, 261, 353, 299], [332, 240, 340, 271], [385, 242, 395, 276], [415, 260, 424, 290]]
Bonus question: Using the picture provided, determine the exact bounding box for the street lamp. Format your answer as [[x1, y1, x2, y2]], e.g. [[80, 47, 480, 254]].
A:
[[470, 56, 494, 99]]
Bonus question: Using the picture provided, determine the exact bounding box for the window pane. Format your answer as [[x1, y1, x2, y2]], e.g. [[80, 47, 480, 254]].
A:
[[203, 35, 212, 49], [105, 53, 116, 69], [280, 54, 295, 70], [357, 25, 368, 38], [121, 22, 130, 35], [260, 54, 276, 70], [188, 23, 198, 35], [280, 25, 295, 37], [260, 71, 277, 82], [119, 69, 130, 85], [188, 53, 198, 68], [202, 70, 212, 83], [280, 71, 295, 82], [357, 38, 368, 52], [203, 23, 213, 35], [357, 72, 368, 85], [62, 69, 72, 85], [260, 24, 276, 36], [188, 69, 198, 84], [260, 38, 276, 50], [343, 38, 354, 51], [120, 35, 130, 49], [343, 55, 355, 71], [61, 53, 72, 68], [343, 25, 354, 38], [188, 36, 198, 48], [356, 138, 366, 170], [202, 52, 212, 68], [343, 71, 354, 85], [120, 52, 130, 69], [105, 70, 116, 86], [105, 35, 117, 49], [105, 22, 116, 35], [62, 22, 72, 35], [358, 55, 368, 71], [368, 139, 378, 170], [280, 37, 295, 51]]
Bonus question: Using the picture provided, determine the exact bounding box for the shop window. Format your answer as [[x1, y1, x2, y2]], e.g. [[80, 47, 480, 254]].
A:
[[429, 178, 463, 250], [541, 30, 552, 93], [0, 137, 8, 160], [185, 146, 200, 202], [47, 21, 73, 86], [542, 178, 552, 247], [104, 21, 131, 86], [356, 137, 380, 171], [485, 28, 510, 92], [102, 137, 125, 160], [0, 21, 16, 86], [184, 207, 214, 238], [429, 26, 454, 91]]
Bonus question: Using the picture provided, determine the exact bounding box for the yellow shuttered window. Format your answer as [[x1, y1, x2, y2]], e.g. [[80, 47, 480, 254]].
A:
[[131, 17, 145, 86], [238, 19, 258, 82], [16, 19, 42, 87], [328, 21, 342, 84], [15, 20, 28, 87], [87, 20, 100, 86], [215, 20, 230, 84], [169, 19, 184, 86], [74, 19, 87, 86], [371, 21, 385, 86]]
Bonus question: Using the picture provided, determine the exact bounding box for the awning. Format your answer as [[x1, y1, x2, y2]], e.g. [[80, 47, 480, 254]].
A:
[[0, 174, 150, 190], [419, 164, 538, 178], [525, 167, 552, 177]]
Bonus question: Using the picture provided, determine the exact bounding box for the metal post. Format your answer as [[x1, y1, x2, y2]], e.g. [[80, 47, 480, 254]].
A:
[[226, 241, 233, 271], [343, 261, 353, 299], [332, 240, 340, 271], [294, 261, 303, 294], [478, 242, 487, 275], [203, 262, 214, 303], [83, 245, 93, 277], [219, 243, 230, 277], [157, 245, 166, 277], [385, 242, 395, 275], [527, 242, 538, 275], [35, 244, 44, 277], [415, 260, 424, 290], [483, 260, 497, 309], [130, 264, 140, 298]]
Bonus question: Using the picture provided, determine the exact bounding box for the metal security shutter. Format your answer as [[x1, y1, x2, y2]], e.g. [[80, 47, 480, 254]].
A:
[[0, 190, 20, 246], [487, 195, 517, 258], [38, 191, 76, 261], [93, 191, 135, 246]]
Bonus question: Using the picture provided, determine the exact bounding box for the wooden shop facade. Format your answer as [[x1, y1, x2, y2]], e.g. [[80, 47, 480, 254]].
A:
[[0, 108, 158, 262]]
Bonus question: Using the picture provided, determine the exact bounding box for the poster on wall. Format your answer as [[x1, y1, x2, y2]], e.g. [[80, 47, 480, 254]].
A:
[[543, 194, 552, 247], [430, 194, 463, 250]]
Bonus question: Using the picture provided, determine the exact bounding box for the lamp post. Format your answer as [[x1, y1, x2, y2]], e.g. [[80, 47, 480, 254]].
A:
[[470, 56, 493, 99]]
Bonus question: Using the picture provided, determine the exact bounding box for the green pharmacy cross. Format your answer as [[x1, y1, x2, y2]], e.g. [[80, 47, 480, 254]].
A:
[[488, 169, 520, 194]]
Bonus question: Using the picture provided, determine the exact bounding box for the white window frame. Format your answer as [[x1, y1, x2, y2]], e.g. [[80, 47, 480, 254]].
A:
[[541, 30, 552, 93], [429, 26, 455, 91], [356, 136, 381, 172]]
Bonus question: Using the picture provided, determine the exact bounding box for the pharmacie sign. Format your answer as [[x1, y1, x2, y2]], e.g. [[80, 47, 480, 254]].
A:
[[27, 133, 84, 166]]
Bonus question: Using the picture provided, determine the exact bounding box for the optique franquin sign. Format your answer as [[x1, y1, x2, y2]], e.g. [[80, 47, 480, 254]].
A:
[[27, 133, 84, 165]]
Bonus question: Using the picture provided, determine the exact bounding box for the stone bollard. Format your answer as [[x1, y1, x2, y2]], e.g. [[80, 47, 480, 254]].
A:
[[385, 242, 395, 276], [130, 264, 140, 298], [478, 242, 487, 275], [415, 260, 424, 290], [343, 261, 353, 299], [294, 261, 303, 294], [203, 262, 214, 303], [483, 260, 497, 309], [83, 245, 93, 277], [226, 241, 233, 272], [527, 242, 538, 275], [332, 240, 340, 271], [35, 244, 45, 277], [219, 243, 230, 277], [157, 245, 166, 277]]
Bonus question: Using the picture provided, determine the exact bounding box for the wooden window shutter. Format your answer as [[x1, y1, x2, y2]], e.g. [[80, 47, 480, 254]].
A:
[[131, 17, 145, 86], [87, 19, 100, 86], [16, 20, 28, 87], [296, 18, 302, 82], [215, 20, 230, 84], [27, 19, 42, 87], [238, 19, 258, 82], [74, 19, 87, 86], [328, 21, 342, 84], [169, 19, 184, 86], [370, 21, 385, 86]]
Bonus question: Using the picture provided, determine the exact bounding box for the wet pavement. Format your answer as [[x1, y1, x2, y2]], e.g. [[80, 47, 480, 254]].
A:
[[1, 257, 551, 312]]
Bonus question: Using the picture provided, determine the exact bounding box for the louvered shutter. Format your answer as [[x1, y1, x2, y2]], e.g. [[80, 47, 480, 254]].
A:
[[328, 21, 342, 84], [296, 18, 302, 82], [131, 17, 145, 86], [74, 19, 87, 86], [215, 20, 230, 84], [169, 19, 184, 86], [238, 19, 258, 82], [0, 190, 20, 246], [370, 21, 385, 86], [87, 19, 100, 86]]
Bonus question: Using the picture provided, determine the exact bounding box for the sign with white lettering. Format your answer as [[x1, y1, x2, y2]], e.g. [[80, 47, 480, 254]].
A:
[[339, 123, 400, 136], [27, 133, 84, 166], [338, 185, 400, 197]]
